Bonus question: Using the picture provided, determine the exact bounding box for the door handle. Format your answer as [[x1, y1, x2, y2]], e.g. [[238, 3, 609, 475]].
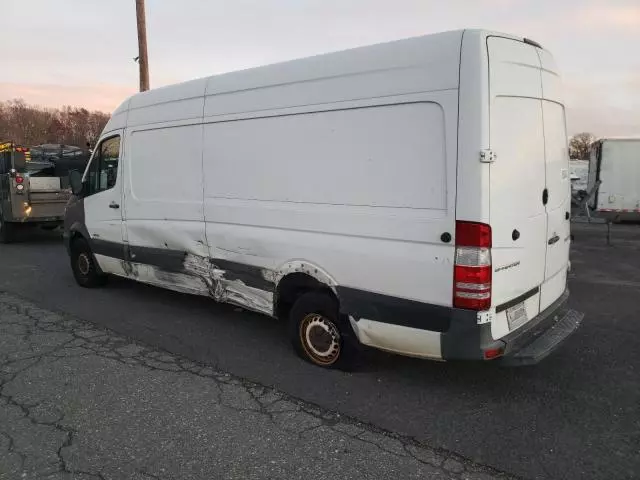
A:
[[548, 235, 560, 245], [109, 201, 120, 209], [542, 188, 549, 206]]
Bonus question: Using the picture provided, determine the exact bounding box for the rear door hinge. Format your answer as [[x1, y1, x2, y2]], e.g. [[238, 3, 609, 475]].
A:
[[480, 149, 496, 163]]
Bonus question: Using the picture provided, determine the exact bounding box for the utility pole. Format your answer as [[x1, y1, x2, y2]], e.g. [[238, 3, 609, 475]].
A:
[[135, 0, 150, 92]]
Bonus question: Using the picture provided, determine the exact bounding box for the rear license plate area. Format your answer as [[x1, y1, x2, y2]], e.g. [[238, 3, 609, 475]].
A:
[[506, 302, 528, 331]]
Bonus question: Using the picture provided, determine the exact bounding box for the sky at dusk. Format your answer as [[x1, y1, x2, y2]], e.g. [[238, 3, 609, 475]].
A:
[[3, 0, 639, 136]]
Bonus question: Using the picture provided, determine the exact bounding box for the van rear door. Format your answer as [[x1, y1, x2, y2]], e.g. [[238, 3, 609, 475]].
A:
[[487, 37, 571, 338], [539, 103, 571, 310], [487, 37, 547, 338], [538, 49, 571, 310]]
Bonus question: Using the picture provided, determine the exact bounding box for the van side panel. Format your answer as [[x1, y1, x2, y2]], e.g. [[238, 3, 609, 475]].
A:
[[98, 31, 464, 338], [206, 103, 446, 210], [202, 92, 458, 308], [122, 121, 210, 295]]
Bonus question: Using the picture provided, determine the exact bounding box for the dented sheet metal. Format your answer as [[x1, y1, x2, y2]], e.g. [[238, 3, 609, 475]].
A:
[[211, 267, 274, 316], [97, 242, 277, 317], [92, 240, 345, 319]]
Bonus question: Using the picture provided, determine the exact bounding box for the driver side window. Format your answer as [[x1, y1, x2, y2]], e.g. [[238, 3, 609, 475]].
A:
[[86, 136, 120, 197]]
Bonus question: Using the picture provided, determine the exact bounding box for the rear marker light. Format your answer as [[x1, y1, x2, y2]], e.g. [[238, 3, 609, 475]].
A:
[[483, 347, 504, 360], [454, 222, 492, 311], [15, 176, 24, 184]]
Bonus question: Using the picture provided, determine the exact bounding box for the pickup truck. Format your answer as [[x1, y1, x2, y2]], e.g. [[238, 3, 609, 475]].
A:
[[0, 142, 88, 243]]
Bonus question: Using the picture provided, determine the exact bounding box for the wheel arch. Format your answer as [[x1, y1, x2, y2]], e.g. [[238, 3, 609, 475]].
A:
[[273, 261, 340, 320], [67, 226, 105, 275], [67, 221, 90, 243]]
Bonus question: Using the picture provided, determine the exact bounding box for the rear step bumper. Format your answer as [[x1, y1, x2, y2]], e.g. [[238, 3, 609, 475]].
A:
[[498, 289, 583, 366], [499, 309, 583, 366]]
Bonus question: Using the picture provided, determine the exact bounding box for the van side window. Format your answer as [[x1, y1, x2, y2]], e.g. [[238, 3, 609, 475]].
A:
[[86, 136, 120, 196]]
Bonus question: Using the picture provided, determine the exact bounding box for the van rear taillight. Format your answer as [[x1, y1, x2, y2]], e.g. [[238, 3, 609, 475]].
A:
[[454, 222, 492, 311]]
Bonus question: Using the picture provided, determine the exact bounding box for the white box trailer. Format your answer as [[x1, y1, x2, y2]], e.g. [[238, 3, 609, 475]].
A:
[[588, 137, 640, 222], [64, 29, 582, 369]]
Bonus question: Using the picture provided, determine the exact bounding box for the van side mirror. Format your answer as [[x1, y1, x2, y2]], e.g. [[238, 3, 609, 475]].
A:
[[69, 170, 83, 196]]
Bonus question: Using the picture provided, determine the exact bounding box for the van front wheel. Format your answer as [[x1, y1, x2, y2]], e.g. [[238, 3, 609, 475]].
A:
[[71, 238, 108, 288], [288, 291, 358, 370]]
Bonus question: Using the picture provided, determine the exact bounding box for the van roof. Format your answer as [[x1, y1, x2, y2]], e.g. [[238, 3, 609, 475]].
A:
[[112, 29, 525, 117]]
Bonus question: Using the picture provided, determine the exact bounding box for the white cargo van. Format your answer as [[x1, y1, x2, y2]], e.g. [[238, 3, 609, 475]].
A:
[[64, 29, 582, 369], [588, 137, 640, 222]]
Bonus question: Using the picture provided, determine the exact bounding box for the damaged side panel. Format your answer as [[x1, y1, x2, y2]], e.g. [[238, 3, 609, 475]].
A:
[[95, 253, 211, 297], [98, 244, 277, 317], [211, 266, 274, 316]]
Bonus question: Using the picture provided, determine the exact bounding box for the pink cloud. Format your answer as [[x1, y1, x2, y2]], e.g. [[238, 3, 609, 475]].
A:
[[577, 5, 640, 30], [563, 73, 640, 136], [0, 83, 136, 113]]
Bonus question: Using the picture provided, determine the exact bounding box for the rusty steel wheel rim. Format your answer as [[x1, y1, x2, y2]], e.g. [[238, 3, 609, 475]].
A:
[[299, 313, 341, 366], [78, 253, 91, 276]]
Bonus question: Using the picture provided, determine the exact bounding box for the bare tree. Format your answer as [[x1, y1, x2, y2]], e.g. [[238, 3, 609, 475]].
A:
[[0, 99, 109, 147], [569, 132, 595, 160]]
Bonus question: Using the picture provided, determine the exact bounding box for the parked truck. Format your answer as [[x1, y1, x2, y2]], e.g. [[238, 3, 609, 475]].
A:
[[588, 137, 640, 222], [0, 141, 88, 243]]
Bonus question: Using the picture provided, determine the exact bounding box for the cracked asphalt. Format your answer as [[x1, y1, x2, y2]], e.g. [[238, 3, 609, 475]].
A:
[[0, 292, 505, 479], [0, 222, 639, 479]]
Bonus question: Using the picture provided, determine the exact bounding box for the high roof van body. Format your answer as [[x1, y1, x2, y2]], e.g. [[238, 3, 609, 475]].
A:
[[65, 29, 583, 368]]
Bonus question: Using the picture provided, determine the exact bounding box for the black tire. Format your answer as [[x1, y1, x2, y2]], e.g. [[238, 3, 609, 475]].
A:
[[288, 291, 359, 370], [70, 237, 108, 288], [0, 217, 15, 244]]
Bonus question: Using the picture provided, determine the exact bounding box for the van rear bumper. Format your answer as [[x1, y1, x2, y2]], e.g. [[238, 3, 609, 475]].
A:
[[499, 307, 583, 365], [441, 288, 583, 364], [496, 289, 583, 365], [345, 287, 582, 364]]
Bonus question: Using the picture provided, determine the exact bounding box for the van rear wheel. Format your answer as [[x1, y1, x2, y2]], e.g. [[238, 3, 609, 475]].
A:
[[71, 238, 108, 288], [288, 291, 358, 370]]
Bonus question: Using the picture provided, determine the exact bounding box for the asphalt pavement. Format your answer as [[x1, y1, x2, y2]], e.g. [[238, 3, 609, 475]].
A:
[[0, 292, 502, 480], [0, 222, 639, 480]]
